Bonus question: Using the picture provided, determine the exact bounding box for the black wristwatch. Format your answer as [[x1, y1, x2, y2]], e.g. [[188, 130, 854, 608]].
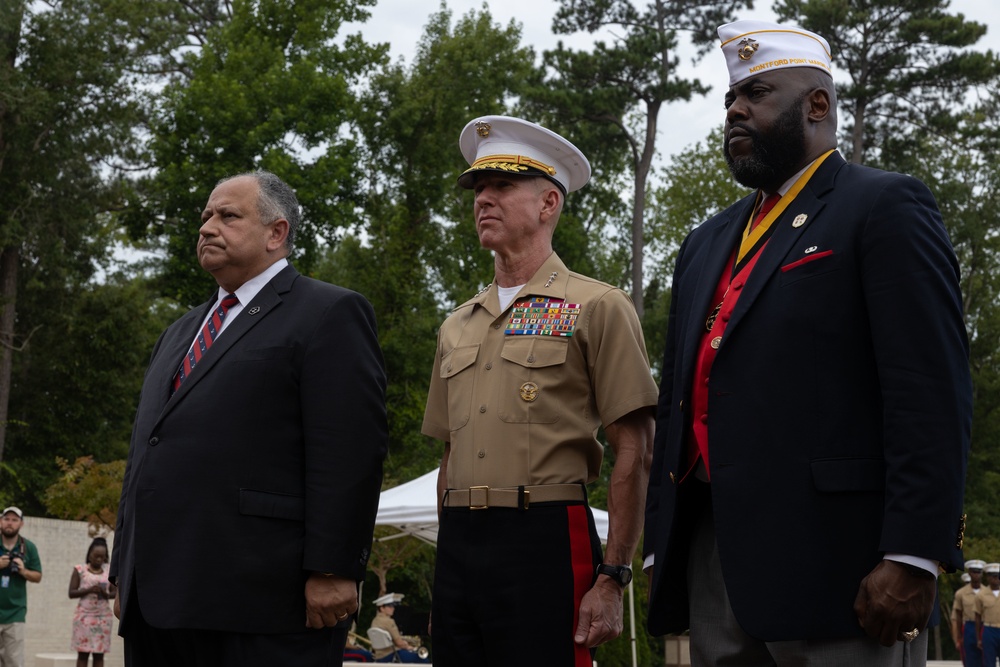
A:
[[596, 563, 633, 587]]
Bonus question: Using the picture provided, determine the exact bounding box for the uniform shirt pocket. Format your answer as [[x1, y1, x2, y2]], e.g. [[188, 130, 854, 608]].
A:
[[498, 337, 568, 424], [440, 344, 480, 431]]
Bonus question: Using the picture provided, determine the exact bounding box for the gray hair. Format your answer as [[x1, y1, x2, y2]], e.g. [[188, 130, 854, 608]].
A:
[[219, 170, 301, 251]]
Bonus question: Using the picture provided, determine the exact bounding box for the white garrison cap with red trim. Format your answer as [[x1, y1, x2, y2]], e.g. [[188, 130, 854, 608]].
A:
[[457, 115, 591, 194], [718, 20, 833, 87]]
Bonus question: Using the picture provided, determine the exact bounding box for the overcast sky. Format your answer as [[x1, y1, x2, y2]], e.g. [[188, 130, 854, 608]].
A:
[[349, 0, 1000, 162]]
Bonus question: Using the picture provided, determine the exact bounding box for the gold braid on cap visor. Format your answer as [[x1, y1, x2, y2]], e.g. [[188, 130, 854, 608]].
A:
[[465, 154, 557, 177]]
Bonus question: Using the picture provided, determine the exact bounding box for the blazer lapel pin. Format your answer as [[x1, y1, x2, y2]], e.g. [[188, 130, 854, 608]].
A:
[[792, 214, 808, 228], [248, 306, 261, 315]]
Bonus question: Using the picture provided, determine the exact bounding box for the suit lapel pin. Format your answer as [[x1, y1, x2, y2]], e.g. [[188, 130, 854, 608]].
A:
[[248, 306, 261, 315], [805, 246, 818, 254], [792, 214, 808, 228]]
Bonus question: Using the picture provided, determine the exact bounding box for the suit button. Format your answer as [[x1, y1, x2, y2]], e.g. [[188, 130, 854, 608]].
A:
[[149, 437, 159, 446], [478, 450, 486, 458]]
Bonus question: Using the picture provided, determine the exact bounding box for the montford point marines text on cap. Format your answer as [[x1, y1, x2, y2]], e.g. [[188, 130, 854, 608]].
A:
[[457, 115, 591, 195], [967, 559, 987, 571], [718, 19, 833, 87]]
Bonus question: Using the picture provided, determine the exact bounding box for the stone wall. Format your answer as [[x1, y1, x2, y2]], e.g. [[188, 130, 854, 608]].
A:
[[19, 515, 123, 667]]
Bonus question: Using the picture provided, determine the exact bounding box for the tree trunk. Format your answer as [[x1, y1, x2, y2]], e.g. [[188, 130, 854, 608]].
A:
[[0, 1, 25, 174], [0, 245, 19, 470], [851, 100, 867, 164], [630, 101, 662, 319]]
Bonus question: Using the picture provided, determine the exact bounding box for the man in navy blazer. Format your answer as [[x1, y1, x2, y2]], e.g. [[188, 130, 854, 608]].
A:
[[111, 170, 387, 666], [643, 20, 972, 665]]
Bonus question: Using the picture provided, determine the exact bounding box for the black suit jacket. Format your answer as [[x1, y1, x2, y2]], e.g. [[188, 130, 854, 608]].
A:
[[111, 264, 387, 634], [644, 153, 971, 640]]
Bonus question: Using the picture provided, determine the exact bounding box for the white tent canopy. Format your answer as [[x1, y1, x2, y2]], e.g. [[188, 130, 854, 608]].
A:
[[375, 468, 610, 544]]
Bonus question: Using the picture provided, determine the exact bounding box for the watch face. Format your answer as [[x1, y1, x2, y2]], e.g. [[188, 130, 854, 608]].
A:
[[619, 567, 632, 586]]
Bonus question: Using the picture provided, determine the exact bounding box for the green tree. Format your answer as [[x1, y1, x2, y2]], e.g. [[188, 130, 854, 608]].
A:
[[0, 0, 157, 474], [774, 0, 1000, 164], [529, 0, 752, 316], [129, 0, 385, 307], [2, 275, 179, 511], [42, 456, 127, 536]]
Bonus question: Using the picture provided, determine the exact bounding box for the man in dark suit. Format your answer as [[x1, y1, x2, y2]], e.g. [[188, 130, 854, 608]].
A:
[[111, 170, 387, 666], [643, 20, 972, 666]]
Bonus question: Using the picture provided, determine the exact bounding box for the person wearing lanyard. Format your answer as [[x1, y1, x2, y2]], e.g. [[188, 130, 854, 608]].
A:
[[643, 19, 971, 666]]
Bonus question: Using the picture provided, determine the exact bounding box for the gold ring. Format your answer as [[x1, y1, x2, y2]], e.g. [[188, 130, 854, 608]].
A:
[[336, 612, 349, 621], [900, 628, 919, 642]]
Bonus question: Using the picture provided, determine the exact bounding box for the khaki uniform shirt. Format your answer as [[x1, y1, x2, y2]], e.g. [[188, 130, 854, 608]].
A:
[[953, 583, 981, 624], [976, 588, 1000, 627], [422, 253, 658, 489], [370, 613, 404, 660]]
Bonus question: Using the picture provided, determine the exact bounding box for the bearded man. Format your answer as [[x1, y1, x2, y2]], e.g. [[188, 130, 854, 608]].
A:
[[642, 19, 972, 667]]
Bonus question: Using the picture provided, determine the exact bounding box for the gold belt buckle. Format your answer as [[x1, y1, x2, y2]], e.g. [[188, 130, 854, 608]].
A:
[[469, 485, 489, 510]]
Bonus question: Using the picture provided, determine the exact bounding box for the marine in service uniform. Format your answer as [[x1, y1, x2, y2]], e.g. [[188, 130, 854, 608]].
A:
[[953, 559, 986, 666], [422, 116, 658, 667], [369, 593, 428, 663], [978, 563, 1000, 665]]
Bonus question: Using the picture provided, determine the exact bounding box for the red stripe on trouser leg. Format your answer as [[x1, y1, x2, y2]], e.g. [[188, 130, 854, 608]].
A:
[[567, 504, 593, 667]]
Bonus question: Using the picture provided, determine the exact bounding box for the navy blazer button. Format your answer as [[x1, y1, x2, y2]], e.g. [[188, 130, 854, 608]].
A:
[[149, 437, 159, 446]]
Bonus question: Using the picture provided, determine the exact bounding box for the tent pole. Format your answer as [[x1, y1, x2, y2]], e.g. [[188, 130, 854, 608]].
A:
[[629, 578, 637, 667]]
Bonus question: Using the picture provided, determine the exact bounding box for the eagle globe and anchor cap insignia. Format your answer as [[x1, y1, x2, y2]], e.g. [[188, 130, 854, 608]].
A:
[[737, 36, 759, 61], [475, 121, 491, 138]]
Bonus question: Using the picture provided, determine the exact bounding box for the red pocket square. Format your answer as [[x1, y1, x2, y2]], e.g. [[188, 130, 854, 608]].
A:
[[781, 249, 834, 272]]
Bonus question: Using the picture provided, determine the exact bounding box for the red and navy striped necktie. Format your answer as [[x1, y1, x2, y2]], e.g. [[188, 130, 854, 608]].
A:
[[172, 293, 239, 393]]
